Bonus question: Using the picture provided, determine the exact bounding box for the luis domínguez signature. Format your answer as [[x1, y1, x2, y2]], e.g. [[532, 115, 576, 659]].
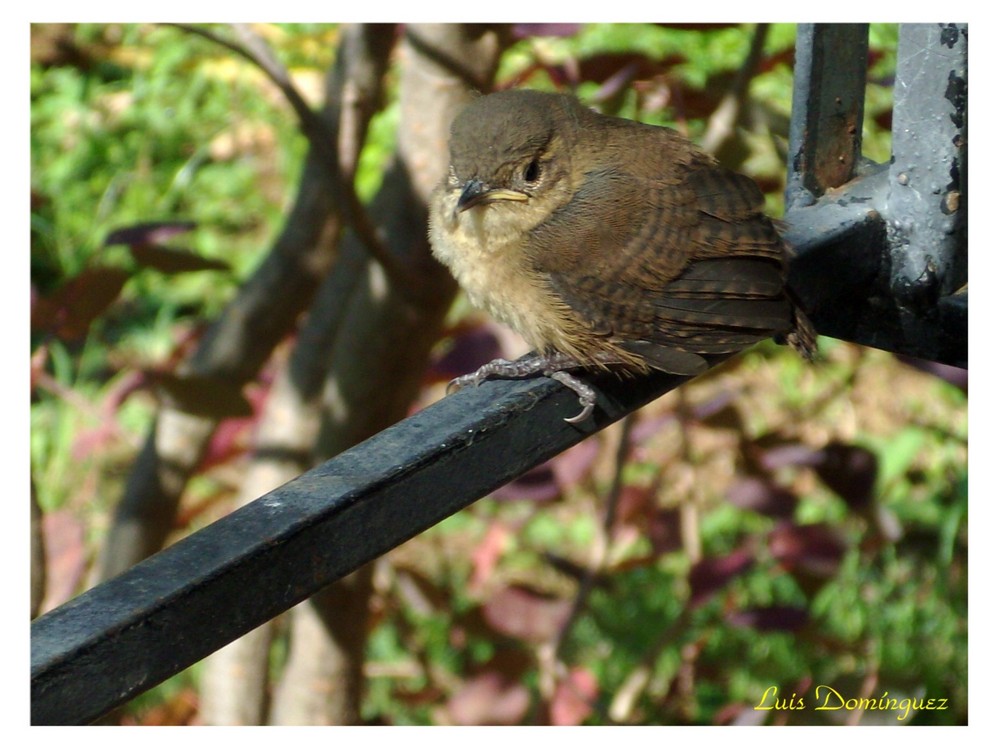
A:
[[754, 684, 948, 722]]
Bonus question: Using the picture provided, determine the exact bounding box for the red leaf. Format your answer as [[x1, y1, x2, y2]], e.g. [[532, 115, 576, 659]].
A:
[[575, 52, 683, 87], [550, 667, 599, 725], [200, 380, 271, 470], [30, 344, 49, 394], [493, 435, 599, 503], [446, 671, 531, 725], [648, 507, 683, 556], [482, 585, 572, 642], [714, 702, 769, 726], [615, 483, 658, 526], [39, 510, 87, 613], [470, 522, 510, 591]]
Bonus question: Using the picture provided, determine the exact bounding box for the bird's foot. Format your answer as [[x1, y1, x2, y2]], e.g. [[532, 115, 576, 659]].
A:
[[447, 353, 597, 423], [446, 356, 547, 393]]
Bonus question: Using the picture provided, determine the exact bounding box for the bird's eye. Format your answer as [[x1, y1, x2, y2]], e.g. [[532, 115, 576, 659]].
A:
[[523, 159, 542, 184]]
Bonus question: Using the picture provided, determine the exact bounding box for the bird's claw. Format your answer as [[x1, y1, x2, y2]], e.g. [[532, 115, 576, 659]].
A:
[[447, 358, 518, 395], [447, 355, 598, 424], [547, 370, 596, 424], [446, 372, 481, 395]]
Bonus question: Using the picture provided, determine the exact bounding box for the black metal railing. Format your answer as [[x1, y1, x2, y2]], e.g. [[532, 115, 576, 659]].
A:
[[30, 23, 967, 725], [786, 23, 967, 367]]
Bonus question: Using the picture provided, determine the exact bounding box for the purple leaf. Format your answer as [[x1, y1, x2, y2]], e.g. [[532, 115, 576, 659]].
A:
[[128, 244, 229, 274], [769, 522, 845, 579], [31, 266, 130, 340], [897, 355, 968, 393], [551, 437, 600, 489], [688, 548, 754, 607], [755, 441, 823, 472], [104, 220, 196, 247], [726, 477, 798, 518], [492, 463, 561, 502], [813, 442, 878, 511], [727, 605, 809, 632], [688, 390, 740, 426], [627, 412, 678, 444], [429, 324, 505, 381], [511, 24, 582, 39]]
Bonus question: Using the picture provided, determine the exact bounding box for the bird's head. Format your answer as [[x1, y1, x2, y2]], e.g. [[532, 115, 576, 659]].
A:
[[443, 90, 585, 228]]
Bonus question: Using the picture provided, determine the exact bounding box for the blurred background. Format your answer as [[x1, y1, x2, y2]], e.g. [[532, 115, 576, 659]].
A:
[[30, 23, 967, 725]]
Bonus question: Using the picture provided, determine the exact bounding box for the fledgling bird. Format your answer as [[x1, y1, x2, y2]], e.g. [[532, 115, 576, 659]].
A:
[[429, 89, 814, 423]]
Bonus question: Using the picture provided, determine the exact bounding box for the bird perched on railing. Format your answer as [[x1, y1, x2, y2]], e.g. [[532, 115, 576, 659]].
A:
[[430, 89, 814, 422]]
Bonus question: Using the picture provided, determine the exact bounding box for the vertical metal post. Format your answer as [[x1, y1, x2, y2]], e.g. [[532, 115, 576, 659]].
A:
[[886, 23, 968, 305], [786, 24, 870, 208]]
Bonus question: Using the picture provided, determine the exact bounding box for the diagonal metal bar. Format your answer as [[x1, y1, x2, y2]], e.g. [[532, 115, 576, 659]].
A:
[[30, 361, 707, 725]]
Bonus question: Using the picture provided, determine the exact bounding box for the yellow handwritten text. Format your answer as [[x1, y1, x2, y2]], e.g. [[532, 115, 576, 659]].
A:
[[754, 685, 805, 711], [814, 685, 949, 721]]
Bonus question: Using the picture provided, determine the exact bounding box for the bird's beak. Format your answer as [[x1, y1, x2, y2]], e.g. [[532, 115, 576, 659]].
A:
[[456, 179, 528, 212]]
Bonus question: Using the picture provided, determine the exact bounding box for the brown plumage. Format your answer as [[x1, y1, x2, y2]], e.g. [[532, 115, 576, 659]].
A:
[[429, 89, 814, 422]]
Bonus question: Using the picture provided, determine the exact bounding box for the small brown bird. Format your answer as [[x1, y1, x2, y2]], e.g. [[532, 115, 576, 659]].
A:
[[429, 89, 814, 422]]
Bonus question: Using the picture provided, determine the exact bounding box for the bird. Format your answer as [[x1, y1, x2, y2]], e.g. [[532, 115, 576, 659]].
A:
[[429, 88, 815, 423]]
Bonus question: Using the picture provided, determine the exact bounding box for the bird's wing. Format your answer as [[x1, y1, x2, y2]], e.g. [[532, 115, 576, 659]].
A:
[[527, 158, 795, 375]]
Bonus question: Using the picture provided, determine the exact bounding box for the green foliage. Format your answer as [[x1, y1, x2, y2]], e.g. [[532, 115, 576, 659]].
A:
[[31, 24, 310, 300], [31, 23, 326, 516]]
